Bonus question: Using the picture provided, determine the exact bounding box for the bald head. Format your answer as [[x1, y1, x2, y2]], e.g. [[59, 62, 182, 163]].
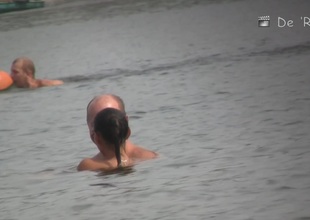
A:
[[87, 94, 125, 130]]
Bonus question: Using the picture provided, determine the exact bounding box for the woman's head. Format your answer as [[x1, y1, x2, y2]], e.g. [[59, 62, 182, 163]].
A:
[[94, 108, 130, 166]]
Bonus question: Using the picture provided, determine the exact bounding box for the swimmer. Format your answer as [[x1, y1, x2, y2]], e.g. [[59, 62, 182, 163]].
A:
[[77, 94, 157, 171], [85, 108, 132, 171], [10, 57, 63, 88]]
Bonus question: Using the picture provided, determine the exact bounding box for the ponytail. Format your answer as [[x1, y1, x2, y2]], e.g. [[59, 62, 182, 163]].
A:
[[114, 140, 121, 167], [94, 108, 129, 169]]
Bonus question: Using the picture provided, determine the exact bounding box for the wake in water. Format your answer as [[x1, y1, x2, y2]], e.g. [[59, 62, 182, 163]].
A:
[[60, 40, 310, 84]]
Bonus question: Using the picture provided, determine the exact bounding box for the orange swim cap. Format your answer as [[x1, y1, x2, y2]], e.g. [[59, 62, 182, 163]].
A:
[[0, 70, 13, 91]]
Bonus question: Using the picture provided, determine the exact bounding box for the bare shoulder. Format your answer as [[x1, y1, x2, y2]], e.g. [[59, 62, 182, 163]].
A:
[[131, 144, 158, 160], [77, 157, 109, 171], [77, 158, 94, 171], [37, 79, 64, 87]]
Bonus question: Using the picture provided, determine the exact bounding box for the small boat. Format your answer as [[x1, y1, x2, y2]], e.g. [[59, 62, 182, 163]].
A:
[[0, 0, 45, 14]]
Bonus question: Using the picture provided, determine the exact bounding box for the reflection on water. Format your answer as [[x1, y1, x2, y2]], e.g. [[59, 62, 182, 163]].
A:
[[95, 166, 136, 177]]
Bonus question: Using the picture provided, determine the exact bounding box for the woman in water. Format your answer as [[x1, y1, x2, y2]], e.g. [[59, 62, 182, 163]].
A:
[[91, 108, 132, 171]]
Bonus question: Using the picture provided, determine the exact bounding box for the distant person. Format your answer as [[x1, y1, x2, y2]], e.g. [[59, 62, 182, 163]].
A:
[[10, 57, 63, 88], [78, 94, 157, 171]]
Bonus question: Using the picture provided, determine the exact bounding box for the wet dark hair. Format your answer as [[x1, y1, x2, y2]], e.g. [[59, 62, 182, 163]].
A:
[[94, 108, 129, 167]]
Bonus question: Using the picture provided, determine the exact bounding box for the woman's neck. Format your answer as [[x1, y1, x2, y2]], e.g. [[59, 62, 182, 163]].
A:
[[99, 144, 129, 162]]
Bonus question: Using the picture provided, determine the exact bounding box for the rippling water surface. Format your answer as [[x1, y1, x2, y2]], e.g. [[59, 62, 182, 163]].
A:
[[1, 0, 310, 219]]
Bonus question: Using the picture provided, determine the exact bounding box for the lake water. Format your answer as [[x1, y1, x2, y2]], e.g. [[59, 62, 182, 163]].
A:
[[1, 0, 310, 219]]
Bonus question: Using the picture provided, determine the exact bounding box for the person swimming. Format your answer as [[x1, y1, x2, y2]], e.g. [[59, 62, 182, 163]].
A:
[[84, 108, 132, 171], [10, 57, 63, 88], [77, 94, 157, 172]]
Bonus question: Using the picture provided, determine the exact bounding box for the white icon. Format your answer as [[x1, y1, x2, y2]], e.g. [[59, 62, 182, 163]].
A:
[[258, 16, 270, 27]]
